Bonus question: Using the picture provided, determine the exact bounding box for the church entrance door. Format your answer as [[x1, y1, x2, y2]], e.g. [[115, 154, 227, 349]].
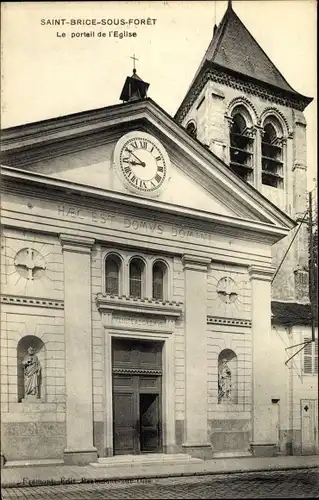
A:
[[112, 337, 163, 455]]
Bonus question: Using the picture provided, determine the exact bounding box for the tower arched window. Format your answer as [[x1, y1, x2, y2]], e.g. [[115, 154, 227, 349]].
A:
[[261, 121, 284, 188], [105, 254, 121, 295], [229, 110, 254, 183], [186, 121, 197, 139], [152, 261, 167, 300], [129, 258, 145, 298]]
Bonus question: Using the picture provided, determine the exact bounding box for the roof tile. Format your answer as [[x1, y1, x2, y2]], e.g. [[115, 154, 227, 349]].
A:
[[187, 4, 308, 99]]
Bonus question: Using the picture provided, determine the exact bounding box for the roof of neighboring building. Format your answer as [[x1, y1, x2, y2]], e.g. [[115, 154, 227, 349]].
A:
[[271, 301, 317, 326]]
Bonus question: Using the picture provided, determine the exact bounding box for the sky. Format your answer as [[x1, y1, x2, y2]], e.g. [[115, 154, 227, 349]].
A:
[[1, 0, 317, 188]]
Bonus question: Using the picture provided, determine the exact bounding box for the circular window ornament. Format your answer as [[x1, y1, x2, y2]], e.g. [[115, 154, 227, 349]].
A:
[[217, 277, 238, 304], [14, 248, 46, 281]]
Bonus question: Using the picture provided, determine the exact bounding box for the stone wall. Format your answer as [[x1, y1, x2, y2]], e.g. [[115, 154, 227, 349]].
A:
[[0, 229, 66, 461], [206, 263, 252, 453]]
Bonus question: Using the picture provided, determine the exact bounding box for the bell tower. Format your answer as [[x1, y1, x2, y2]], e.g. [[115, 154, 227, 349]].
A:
[[175, 1, 313, 303], [120, 54, 150, 103]]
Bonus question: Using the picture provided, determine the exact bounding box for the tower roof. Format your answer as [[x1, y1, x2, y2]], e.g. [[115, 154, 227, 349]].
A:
[[176, 2, 312, 117]]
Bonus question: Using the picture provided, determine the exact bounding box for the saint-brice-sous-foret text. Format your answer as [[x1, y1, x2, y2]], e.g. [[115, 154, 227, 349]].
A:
[[40, 16, 157, 39]]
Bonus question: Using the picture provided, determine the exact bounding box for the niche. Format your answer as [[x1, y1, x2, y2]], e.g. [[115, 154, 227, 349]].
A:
[[17, 336, 45, 402], [218, 349, 238, 404]]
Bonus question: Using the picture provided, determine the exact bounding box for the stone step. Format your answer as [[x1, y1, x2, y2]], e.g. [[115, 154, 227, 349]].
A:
[[91, 453, 203, 467], [213, 451, 252, 459], [4, 459, 64, 468]]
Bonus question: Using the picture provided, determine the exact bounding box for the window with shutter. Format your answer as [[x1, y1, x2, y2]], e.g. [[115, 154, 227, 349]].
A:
[[303, 338, 318, 375], [229, 112, 255, 184], [261, 121, 284, 189]]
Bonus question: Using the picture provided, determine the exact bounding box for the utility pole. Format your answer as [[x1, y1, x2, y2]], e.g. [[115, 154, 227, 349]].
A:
[[284, 189, 317, 365]]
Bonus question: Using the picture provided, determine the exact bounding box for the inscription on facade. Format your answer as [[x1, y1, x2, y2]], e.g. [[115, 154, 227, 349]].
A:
[[57, 204, 215, 243], [58, 205, 115, 225], [112, 315, 166, 329]]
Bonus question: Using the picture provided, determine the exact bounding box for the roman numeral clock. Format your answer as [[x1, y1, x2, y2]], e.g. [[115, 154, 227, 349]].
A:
[[113, 131, 170, 196]]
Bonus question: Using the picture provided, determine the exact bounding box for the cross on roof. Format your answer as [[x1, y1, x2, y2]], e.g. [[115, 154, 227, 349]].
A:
[[130, 53, 139, 73]]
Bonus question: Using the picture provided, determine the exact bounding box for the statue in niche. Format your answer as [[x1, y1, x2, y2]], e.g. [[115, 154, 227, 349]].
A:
[[218, 358, 232, 403], [22, 346, 41, 398]]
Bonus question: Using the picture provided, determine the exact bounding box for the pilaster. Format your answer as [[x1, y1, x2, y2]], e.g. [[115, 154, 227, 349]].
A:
[[283, 136, 293, 214], [181, 254, 213, 458], [224, 115, 233, 165], [248, 265, 277, 457], [60, 234, 97, 465]]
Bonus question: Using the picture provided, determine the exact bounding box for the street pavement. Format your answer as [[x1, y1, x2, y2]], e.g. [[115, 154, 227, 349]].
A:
[[2, 469, 319, 499], [2, 455, 318, 488]]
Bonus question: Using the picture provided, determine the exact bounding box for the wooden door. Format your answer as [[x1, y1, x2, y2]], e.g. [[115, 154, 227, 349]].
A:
[[301, 399, 318, 455], [112, 337, 163, 455], [113, 390, 136, 454], [140, 393, 161, 452], [271, 399, 280, 452], [113, 376, 162, 455]]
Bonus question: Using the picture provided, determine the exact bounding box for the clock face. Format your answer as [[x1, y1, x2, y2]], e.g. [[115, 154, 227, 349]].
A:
[[114, 132, 169, 194]]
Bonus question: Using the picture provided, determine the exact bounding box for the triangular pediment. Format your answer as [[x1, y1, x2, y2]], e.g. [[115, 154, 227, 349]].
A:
[[9, 135, 238, 219], [0, 99, 294, 231]]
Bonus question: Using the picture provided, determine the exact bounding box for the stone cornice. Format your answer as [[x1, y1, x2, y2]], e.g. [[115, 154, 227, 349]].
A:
[[248, 265, 276, 282], [1, 102, 141, 152], [292, 162, 307, 171], [1, 295, 64, 309], [1, 130, 123, 169], [207, 316, 251, 327], [182, 254, 211, 272], [60, 234, 95, 253], [0, 166, 295, 243], [0, 97, 296, 232], [294, 119, 307, 128], [113, 368, 162, 376], [175, 64, 312, 123], [96, 294, 182, 318]]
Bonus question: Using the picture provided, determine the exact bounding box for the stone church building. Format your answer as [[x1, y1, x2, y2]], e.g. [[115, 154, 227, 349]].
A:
[[1, 2, 318, 465]]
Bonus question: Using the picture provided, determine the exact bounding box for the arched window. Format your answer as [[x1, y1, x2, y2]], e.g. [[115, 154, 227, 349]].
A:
[[186, 121, 197, 139], [105, 254, 121, 295], [105, 255, 121, 295], [218, 349, 238, 404], [261, 121, 284, 189], [129, 258, 144, 298], [229, 109, 254, 183], [152, 261, 167, 300]]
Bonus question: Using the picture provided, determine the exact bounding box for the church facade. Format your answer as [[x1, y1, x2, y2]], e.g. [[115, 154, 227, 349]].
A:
[[0, 3, 317, 465]]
